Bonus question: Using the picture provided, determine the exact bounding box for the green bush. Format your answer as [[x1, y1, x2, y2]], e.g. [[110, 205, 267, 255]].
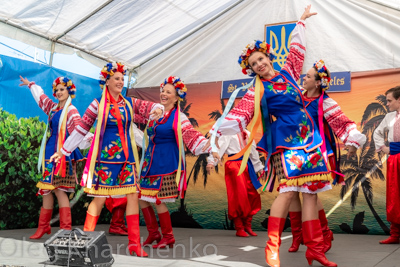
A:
[[0, 109, 110, 230]]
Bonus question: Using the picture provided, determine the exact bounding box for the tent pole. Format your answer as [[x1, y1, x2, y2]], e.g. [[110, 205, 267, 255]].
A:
[[54, 0, 115, 41], [49, 41, 55, 67], [127, 69, 132, 89], [0, 20, 109, 64]]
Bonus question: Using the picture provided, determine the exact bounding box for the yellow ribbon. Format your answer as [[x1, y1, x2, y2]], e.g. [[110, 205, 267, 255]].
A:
[[228, 75, 264, 175], [86, 88, 107, 188]]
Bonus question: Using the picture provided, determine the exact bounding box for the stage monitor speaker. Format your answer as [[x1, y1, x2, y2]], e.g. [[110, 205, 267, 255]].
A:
[[41, 228, 114, 267]]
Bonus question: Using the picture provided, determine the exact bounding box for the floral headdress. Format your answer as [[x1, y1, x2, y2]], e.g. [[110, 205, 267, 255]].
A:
[[99, 62, 127, 89], [238, 40, 276, 77], [52, 77, 76, 98], [160, 76, 187, 101], [313, 60, 331, 91]]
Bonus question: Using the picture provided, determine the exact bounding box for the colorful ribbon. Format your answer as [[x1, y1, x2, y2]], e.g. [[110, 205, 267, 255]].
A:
[[227, 75, 264, 175]]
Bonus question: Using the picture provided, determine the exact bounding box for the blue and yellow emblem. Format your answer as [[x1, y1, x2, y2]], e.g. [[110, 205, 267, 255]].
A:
[[265, 22, 296, 71]]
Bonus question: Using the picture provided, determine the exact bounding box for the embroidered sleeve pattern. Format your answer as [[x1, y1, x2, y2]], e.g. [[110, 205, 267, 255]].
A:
[[132, 98, 163, 123], [29, 84, 57, 115], [210, 87, 255, 137], [66, 105, 82, 135], [180, 113, 211, 155], [61, 100, 98, 156], [282, 20, 306, 81], [323, 97, 366, 148]]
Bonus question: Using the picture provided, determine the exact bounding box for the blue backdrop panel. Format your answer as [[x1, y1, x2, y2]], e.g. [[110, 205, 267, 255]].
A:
[[0, 55, 102, 121]]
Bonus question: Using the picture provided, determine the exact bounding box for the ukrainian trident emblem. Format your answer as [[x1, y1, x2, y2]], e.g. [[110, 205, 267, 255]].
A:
[[265, 22, 296, 71]]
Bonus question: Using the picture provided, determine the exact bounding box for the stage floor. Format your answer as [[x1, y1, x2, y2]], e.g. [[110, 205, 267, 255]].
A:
[[0, 224, 399, 267]]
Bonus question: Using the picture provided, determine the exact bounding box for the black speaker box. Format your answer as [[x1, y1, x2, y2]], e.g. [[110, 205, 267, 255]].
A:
[[41, 228, 114, 267]]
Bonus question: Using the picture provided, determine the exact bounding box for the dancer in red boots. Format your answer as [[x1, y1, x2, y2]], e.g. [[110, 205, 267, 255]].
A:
[[207, 6, 340, 267], [105, 124, 144, 236], [50, 62, 164, 257], [287, 59, 366, 253], [206, 130, 264, 237], [138, 76, 218, 249], [105, 197, 129, 235], [374, 85, 400, 244], [20, 76, 84, 239]]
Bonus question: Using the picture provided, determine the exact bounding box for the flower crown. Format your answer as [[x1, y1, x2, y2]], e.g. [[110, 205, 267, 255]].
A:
[[238, 40, 276, 77], [99, 62, 127, 89], [313, 60, 331, 91], [160, 76, 187, 101], [52, 77, 76, 99]]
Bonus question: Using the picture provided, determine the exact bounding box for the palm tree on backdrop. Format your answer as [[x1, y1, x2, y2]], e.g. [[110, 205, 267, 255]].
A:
[[186, 98, 230, 187], [339, 94, 390, 234], [178, 99, 227, 211]]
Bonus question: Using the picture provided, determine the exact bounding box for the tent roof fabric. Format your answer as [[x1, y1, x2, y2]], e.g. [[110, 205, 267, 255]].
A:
[[1, 0, 400, 86], [0, 0, 240, 68]]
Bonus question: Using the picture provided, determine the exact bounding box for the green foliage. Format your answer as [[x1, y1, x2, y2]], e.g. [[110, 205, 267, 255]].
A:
[[0, 109, 110, 230]]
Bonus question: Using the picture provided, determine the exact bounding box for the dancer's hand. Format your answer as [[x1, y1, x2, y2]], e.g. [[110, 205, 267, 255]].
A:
[[300, 5, 317, 21], [212, 151, 220, 163], [149, 107, 163, 121], [381, 146, 390, 155], [202, 136, 219, 152], [345, 145, 357, 159], [19, 75, 31, 86], [50, 151, 63, 163]]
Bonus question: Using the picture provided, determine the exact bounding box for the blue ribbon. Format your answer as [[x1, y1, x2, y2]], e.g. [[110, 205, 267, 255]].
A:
[[210, 78, 255, 152]]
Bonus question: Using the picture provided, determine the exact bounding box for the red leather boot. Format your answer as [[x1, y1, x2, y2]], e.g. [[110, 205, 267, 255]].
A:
[[59, 207, 72, 230], [30, 207, 53, 239], [288, 211, 303, 252], [303, 220, 337, 267], [152, 211, 175, 249], [83, 212, 99, 232], [244, 216, 257, 236], [233, 217, 249, 237], [141, 206, 161, 246], [126, 214, 148, 257], [319, 209, 334, 252], [109, 207, 128, 235], [379, 223, 400, 244], [265, 216, 286, 267]]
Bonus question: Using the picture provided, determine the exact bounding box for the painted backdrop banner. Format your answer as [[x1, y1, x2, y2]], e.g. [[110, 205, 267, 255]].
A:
[[130, 69, 400, 235]]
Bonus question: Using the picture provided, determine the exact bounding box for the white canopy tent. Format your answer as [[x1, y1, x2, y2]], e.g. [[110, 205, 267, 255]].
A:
[[0, 0, 241, 68], [0, 0, 400, 86]]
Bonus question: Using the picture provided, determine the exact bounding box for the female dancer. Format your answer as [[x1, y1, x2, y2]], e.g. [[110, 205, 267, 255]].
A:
[[208, 6, 338, 267], [139, 76, 218, 249], [19, 76, 83, 239], [287, 60, 365, 253], [50, 62, 163, 257], [206, 130, 264, 237], [105, 123, 144, 236]]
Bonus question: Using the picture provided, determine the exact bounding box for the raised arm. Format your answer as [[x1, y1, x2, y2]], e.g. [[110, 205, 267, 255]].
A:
[[323, 97, 366, 148], [19, 76, 58, 115], [210, 87, 255, 137], [282, 5, 317, 81]]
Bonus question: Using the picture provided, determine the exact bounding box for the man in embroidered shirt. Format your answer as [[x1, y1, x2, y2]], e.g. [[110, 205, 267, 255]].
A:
[[374, 86, 400, 244]]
